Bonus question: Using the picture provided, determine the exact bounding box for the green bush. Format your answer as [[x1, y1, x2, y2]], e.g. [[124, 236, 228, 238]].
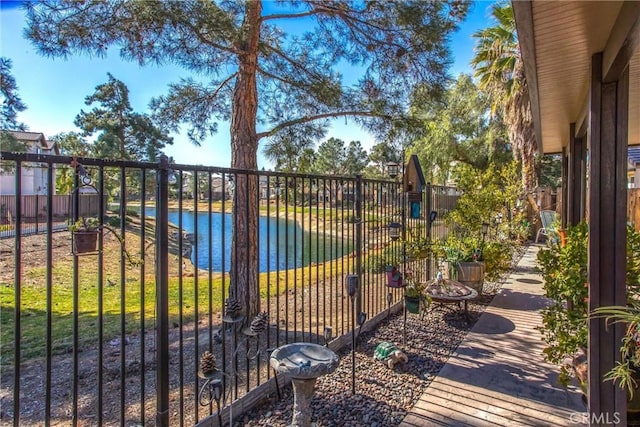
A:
[[538, 222, 640, 388], [482, 240, 515, 281], [537, 221, 589, 386]]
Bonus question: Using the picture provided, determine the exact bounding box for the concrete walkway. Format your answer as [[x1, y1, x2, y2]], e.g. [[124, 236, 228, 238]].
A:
[[400, 245, 587, 426]]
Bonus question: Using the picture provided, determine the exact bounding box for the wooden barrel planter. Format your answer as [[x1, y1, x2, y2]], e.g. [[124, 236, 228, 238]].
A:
[[455, 261, 485, 294]]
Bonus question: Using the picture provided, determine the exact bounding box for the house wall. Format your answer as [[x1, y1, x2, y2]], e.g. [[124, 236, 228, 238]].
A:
[[1, 132, 58, 196], [0, 165, 54, 196]]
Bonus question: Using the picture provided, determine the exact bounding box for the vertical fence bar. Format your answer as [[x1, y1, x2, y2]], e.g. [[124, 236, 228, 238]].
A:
[[45, 162, 53, 427], [177, 170, 185, 426], [247, 174, 258, 386], [233, 171, 239, 398], [378, 181, 385, 313], [293, 177, 298, 342], [284, 177, 290, 343], [245, 172, 253, 393], [355, 175, 363, 317], [301, 178, 306, 341], [220, 172, 228, 399], [97, 166, 105, 425], [425, 182, 432, 280], [363, 181, 368, 316], [329, 180, 335, 334], [207, 172, 214, 357], [308, 178, 314, 342], [314, 179, 320, 343], [155, 155, 170, 427], [243, 172, 250, 391], [139, 168, 147, 424], [13, 161, 21, 427], [340, 181, 346, 336], [265, 176, 272, 379], [35, 186, 39, 232], [275, 177, 281, 350], [119, 167, 127, 427], [322, 178, 328, 338], [72, 170, 80, 427], [193, 171, 200, 421]]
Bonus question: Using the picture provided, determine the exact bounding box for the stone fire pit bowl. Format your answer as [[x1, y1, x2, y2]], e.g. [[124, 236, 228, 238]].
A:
[[270, 343, 340, 427]]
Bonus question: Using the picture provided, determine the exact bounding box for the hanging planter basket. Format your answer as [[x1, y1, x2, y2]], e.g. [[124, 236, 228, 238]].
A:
[[73, 230, 99, 254]]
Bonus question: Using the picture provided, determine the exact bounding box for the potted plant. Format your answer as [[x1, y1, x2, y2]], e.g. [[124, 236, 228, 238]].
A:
[[405, 237, 432, 261], [69, 216, 101, 254], [434, 234, 485, 293], [434, 230, 515, 294], [403, 271, 430, 314]]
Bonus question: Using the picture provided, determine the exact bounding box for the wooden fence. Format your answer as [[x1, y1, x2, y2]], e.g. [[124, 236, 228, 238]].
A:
[[630, 188, 640, 231], [0, 194, 105, 223]]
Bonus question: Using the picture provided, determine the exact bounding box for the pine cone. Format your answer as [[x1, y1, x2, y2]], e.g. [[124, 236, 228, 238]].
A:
[[225, 297, 242, 317], [250, 311, 268, 335], [200, 351, 217, 375]]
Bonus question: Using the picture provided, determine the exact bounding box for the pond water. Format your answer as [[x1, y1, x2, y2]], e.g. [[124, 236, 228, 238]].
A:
[[146, 208, 349, 272]]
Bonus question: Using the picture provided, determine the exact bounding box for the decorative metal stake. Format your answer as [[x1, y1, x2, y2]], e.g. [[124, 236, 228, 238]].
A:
[[356, 312, 367, 343]]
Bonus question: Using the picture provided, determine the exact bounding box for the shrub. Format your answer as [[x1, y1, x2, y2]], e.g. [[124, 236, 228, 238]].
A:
[[537, 221, 589, 386]]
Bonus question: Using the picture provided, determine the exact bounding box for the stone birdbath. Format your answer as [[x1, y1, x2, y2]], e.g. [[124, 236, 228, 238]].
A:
[[270, 342, 340, 427]]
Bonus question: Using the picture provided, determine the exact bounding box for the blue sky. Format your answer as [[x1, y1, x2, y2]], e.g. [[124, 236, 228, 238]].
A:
[[0, 1, 493, 168]]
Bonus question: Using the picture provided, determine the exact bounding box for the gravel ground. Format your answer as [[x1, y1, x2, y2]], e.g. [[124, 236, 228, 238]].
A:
[[239, 279, 506, 427]]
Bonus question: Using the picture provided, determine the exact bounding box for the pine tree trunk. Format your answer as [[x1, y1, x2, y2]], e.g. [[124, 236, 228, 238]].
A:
[[229, 1, 261, 320]]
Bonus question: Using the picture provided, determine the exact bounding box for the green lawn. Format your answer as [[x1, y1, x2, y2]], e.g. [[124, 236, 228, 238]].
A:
[[0, 250, 350, 367]]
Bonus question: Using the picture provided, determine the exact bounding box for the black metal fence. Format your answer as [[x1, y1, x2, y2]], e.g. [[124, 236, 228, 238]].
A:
[[0, 151, 459, 426]]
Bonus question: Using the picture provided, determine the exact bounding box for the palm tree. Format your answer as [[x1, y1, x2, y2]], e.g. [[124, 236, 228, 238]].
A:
[[472, 3, 537, 193]]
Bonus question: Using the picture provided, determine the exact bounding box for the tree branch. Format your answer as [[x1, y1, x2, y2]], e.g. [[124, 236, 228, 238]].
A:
[[256, 65, 308, 91], [261, 9, 320, 21], [182, 20, 238, 55], [257, 111, 390, 139], [261, 43, 326, 81], [211, 72, 238, 99]]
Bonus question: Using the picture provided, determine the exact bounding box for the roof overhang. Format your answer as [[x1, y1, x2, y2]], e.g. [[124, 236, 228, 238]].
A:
[[513, 1, 640, 154]]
